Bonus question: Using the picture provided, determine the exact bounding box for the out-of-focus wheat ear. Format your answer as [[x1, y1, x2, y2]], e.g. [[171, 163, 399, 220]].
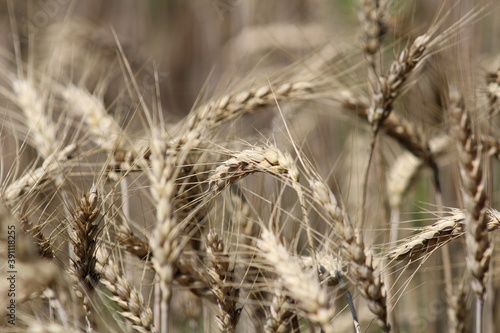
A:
[[339, 90, 439, 177], [388, 208, 500, 261], [480, 134, 500, 160], [96, 248, 157, 333], [449, 277, 468, 333], [7, 78, 58, 158], [60, 84, 141, 181], [486, 67, 500, 115], [19, 215, 54, 259], [264, 284, 297, 333], [27, 322, 81, 333], [359, 0, 388, 81], [175, 252, 213, 300], [309, 180, 390, 332], [69, 185, 101, 330], [258, 228, 336, 333], [186, 81, 314, 137], [117, 223, 152, 260], [62, 84, 125, 151], [3, 144, 76, 205], [387, 135, 450, 211], [450, 89, 492, 300], [206, 230, 242, 333]]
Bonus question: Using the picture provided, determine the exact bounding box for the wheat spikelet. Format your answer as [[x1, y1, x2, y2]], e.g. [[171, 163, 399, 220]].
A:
[[96, 248, 157, 333], [258, 228, 336, 333], [148, 136, 181, 305], [19, 215, 54, 259], [309, 179, 390, 332], [206, 230, 241, 332], [8, 78, 59, 158], [486, 67, 500, 115], [3, 144, 76, 205], [208, 145, 299, 193], [369, 33, 431, 131], [62, 84, 124, 151], [359, 0, 388, 82], [388, 208, 500, 261], [69, 186, 101, 330], [264, 285, 296, 333], [187, 81, 314, 135], [70, 186, 101, 291], [450, 89, 492, 300]]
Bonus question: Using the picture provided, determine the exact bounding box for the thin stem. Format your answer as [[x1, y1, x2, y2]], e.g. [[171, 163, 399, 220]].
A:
[[336, 271, 361, 333]]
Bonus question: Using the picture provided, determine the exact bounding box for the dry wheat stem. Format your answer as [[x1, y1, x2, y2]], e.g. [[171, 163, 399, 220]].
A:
[[206, 230, 242, 332], [388, 208, 500, 261], [451, 90, 492, 303], [258, 228, 336, 333], [309, 179, 390, 332], [96, 248, 157, 333]]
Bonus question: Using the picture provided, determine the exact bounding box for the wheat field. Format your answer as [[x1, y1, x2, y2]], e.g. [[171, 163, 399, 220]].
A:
[[1, 1, 500, 332]]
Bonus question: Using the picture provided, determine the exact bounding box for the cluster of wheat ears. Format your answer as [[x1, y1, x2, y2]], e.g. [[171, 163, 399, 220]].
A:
[[0, 0, 499, 332]]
